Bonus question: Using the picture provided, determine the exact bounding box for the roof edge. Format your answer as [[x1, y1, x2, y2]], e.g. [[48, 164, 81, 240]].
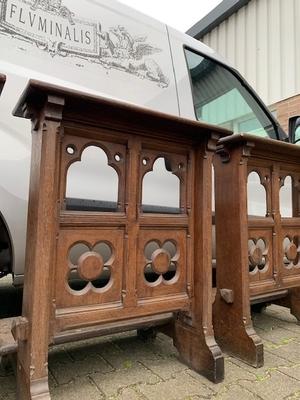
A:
[[186, 0, 251, 39]]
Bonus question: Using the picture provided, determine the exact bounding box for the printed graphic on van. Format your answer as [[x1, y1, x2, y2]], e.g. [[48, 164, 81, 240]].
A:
[[0, 0, 169, 87]]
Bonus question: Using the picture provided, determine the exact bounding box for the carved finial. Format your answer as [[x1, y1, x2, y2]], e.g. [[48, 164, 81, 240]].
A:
[[11, 317, 29, 342], [207, 132, 221, 152], [220, 289, 234, 304]]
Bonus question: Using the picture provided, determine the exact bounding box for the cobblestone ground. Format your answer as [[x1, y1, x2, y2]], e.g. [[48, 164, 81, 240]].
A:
[[1, 304, 300, 400]]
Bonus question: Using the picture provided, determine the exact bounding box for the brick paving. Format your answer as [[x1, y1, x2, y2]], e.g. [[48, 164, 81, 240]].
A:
[[1, 277, 300, 399]]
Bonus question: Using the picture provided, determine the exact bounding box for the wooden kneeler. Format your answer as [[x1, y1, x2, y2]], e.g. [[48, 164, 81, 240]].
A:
[[214, 134, 300, 367], [13, 80, 229, 398]]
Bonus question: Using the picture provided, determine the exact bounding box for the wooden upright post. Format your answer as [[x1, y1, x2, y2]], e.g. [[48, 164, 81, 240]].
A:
[[14, 94, 64, 399], [213, 143, 263, 367], [214, 133, 300, 365], [174, 137, 224, 383]]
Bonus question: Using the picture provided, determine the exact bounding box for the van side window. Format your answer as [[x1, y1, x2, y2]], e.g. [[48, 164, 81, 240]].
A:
[[184, 48, 277, 139]]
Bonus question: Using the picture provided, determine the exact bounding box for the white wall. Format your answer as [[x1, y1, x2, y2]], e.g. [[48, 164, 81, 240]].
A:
[[201, 0, 300, 106]]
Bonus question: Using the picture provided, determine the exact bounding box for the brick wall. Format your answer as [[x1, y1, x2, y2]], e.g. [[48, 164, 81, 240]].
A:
[[273, 94, 300, 133]]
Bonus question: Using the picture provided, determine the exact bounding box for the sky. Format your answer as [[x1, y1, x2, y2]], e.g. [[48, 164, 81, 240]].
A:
[[118, 0, 223, 33]]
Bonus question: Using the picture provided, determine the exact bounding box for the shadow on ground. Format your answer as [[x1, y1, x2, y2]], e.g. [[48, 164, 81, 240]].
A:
[[1, 276, 300, 400], [0, 276, 22, 318]]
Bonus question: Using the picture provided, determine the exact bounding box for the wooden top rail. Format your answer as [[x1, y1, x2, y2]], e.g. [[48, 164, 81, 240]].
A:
[[218, 133, 300, 162], [14, 79, 231, 141], [0, 74, 6, 95]]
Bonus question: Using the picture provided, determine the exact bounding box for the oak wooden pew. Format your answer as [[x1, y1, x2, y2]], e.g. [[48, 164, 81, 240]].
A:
[[12, 80, 229, 399], [213, 133, 300, 367]]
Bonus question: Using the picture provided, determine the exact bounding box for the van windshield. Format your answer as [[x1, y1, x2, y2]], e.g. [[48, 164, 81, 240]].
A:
[[185, 48, 277, 139]]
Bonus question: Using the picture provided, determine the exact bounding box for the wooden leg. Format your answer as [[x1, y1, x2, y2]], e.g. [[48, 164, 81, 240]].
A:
[[275, 288, 300, 324], [12, 110, 64, 399], [213, 147, 263, 367], [174, 319, 224, 383], [17, 363, 50, 400], [289, 289, 300, 324], [15, 333, 50, 400], [213, 293, 263, 367], [177, 146, 224, 383]]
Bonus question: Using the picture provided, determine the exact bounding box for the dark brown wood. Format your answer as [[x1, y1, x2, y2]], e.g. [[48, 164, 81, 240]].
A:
[[213, 141, 263, 367], [0, 74, 6, 95], [0, 313, 173, 355], [214, 133, 300, 366], [13, 80, 230, 398]]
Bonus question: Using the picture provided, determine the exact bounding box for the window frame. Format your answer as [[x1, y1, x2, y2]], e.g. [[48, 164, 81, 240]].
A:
[[183, 46, 285, 141]]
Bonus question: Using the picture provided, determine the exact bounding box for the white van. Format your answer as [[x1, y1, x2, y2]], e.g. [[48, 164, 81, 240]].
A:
[[0, 0, 291, 285]]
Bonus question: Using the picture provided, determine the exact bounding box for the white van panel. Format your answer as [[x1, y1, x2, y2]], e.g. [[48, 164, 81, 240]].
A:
[[0, 0, 184, 279], [0, 0, 179, 115]]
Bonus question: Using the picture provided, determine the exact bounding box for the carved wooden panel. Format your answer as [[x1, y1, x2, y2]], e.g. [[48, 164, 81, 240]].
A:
[[55, 228, 124, 308], [248, 229, 274, 284], [246, 165, 300, 295], [137, 229, 188, 299], [281, 228, 300, 283]]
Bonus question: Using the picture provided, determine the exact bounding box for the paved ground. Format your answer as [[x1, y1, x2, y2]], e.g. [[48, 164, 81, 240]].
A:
[[1, 277, 300, 399]]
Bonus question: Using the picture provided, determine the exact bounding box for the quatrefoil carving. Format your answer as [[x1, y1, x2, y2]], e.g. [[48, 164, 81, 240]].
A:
[[283, 236, 300, 268], [248, 238, 268, 273], [68, 242, 113, 293], [144, 240, 179, 285]]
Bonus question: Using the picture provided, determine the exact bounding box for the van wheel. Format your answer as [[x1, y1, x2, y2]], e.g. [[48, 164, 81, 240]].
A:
[[251, 303, 267, 314], [0, 355, 11, 372], [0, 243, 10, 278], [137, 328, 157, 342]]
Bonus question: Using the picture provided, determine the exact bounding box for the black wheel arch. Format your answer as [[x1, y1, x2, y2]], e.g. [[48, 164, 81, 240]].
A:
[[0, 212, 13, 277]]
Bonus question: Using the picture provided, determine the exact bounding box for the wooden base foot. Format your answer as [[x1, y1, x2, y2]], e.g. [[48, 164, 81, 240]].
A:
[[275, 288, 300, 324], [287, 289, 300, 323], [213, 314, 263, 367], [174, 321, 224, 383], [17, 361, 50, 400]]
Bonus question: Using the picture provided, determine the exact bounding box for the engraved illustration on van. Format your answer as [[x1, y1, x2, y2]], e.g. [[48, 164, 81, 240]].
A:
[[0, 0, 169, 87]]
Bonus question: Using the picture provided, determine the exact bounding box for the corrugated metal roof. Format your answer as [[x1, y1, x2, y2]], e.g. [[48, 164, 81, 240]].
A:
[[186, 0, 251, 39]]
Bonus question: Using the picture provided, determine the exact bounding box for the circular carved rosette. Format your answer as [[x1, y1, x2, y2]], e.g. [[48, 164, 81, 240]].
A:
[[249, 247, 263, 266], [285, 243, 298, 262], [143, 240, 178, 284], [248, 238, 268, 273], [77, 251, 104, 281], [151, 249, 171, 275]]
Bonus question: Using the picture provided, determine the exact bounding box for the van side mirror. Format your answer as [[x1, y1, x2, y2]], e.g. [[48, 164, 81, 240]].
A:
[[289, 116, 300, 144]]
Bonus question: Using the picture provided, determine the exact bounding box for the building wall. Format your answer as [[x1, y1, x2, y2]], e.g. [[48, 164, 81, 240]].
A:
[[200, 0, 300, 109], [275, 94, 300, 134]]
